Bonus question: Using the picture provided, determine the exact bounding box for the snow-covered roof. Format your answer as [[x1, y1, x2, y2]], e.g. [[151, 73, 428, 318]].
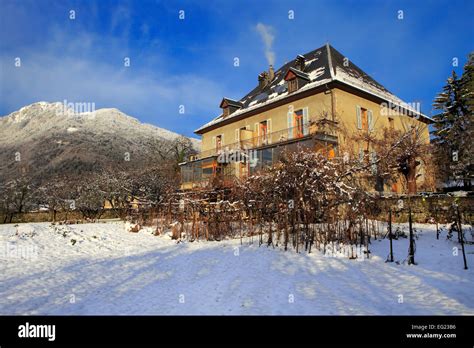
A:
[[285, 67, 310, 81], [195, 44, 433, 134], [220, 97, 243, 109]]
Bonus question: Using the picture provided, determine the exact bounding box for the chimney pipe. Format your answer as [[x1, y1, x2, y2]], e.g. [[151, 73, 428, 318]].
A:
[[296, 55, 305, 71], [268, 65, 274, 82], [258, 71, 268, 88]]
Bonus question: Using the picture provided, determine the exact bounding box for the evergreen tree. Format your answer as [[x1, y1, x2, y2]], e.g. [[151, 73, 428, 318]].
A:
[[432, 53, 473, 189], [459, 53, 474, 182]]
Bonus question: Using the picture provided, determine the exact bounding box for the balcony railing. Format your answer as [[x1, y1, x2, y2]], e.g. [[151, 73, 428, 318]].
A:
[[188, 124, 337, 162]]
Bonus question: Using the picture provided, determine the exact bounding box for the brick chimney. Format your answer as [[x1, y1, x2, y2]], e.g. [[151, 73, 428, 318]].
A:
[[268, 65, 275, 82], [258, 66, 275, 88], [258, 71, 268, 88], [296, 55, 305, 71]]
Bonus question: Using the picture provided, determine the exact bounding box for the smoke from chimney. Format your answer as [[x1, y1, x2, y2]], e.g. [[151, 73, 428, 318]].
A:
[[256, 23, 275, 66]]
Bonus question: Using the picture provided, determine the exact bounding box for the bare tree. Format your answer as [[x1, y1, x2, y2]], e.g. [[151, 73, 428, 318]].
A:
[[150, 136, 197, 172], [373, 124, 430, 194], [74, 175, 106, 220], [130, 164, 178, 208], [38, 176, 79, 222], [0, 175, 36, 223]]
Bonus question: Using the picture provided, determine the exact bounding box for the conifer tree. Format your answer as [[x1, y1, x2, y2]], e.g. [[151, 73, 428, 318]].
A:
[[432, 53, 473, 189]]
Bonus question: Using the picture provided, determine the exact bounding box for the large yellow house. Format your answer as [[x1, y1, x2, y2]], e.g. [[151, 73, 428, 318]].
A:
[[180, 44, 433, 192]]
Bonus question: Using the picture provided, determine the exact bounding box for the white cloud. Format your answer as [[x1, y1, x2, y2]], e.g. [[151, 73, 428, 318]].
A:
[[0, 28, 223, 134]]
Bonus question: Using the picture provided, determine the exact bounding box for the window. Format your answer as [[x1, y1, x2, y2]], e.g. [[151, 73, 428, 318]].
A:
[[294, 110, 304, 137], [181, 165, 193, 183], [193, 163, 202, 181], [249, 148, 273, 174], [361, 108, 368, 130], [262, 148, 273, 167], [202, 160, 215, 178], [388, 117, 394, 129], [260, 121, 268, 144], [216, 135, 222, 151], [287, 108, 308, 139], [288, 79, 298, 93], [203, 167, 213, 175], [357, 106, 373, 131]]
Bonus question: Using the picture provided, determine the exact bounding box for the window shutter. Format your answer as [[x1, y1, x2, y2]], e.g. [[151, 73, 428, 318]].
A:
[[303, 107, 309, 135], [254, 123, 259, 146], [356, 105, 362, 129], [267, 119, 272, 144], [368, 110, 374, 131], [287, 112, 293, 139], [212, 136, 216, 150], [235, 128, 240, 142]]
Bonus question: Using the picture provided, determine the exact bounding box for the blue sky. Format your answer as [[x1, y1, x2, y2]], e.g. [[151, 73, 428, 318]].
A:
[[0, 0, 472, 138]]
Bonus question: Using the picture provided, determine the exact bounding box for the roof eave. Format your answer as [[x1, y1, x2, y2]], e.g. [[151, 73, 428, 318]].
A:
[[332, 76, 434, 124], [194, 79, 332, 134], [195, 77, 433, 134]]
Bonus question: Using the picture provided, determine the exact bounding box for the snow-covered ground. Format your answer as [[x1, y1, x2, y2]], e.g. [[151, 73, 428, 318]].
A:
[[0, 221, 473, 315]]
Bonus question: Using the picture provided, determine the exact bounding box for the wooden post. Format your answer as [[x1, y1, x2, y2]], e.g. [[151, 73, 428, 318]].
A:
[[239, 208, 243, 246], [408, 206, 415, 265], [249, 209, 254, 244], [388, 208, 394, 262], [456, 206, 468, 270], [435, 206, 439, 240], [295, 210, 299, 253], [365, 217, 370, 259]]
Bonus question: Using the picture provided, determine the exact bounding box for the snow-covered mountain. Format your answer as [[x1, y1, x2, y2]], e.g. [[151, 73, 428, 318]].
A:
[[0, 102, 200, 181], [0, 101, 200, 146]]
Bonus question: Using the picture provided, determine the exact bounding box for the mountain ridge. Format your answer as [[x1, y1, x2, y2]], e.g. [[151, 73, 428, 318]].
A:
[[0, 102, 200, 183], [0, 101, 200, 146]]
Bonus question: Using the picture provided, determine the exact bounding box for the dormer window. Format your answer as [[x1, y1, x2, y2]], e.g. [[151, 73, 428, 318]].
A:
[[288, 78, 298, 93], [284, 67, 310, 94], [220, 98, 243, 118]]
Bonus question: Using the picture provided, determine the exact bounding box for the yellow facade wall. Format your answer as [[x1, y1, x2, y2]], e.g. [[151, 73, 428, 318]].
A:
[[332, 88, 430, 145], [200, 91, 333, 153], [331, 88, 431, 192], [195, 86, 432, 192], [201, 88, 429, 154]]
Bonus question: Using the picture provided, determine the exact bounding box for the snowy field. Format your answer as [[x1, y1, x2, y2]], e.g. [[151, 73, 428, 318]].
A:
[[0, 221, 473, 315]]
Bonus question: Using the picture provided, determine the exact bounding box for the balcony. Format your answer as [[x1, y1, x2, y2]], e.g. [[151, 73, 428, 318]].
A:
[[189, 124, 338, 162], [180, 123, 338, 188]]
